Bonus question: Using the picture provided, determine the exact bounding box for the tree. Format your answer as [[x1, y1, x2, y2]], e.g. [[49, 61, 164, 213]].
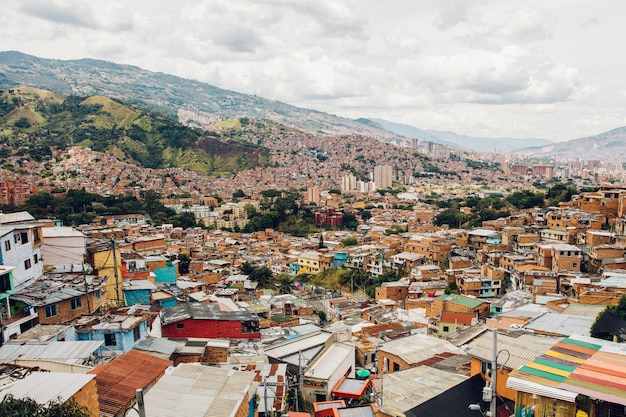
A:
[[177, 253, 191, 274], [0, 395, 90, 417], [434, 208, 465, 227], [341, 237, 358, 246], [250, 266, 273, 288], [341, 213, 359, 230]]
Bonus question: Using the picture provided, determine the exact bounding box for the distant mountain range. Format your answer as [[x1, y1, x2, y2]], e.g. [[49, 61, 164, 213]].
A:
[[0, 51, 398, 141], [512, 126, 626, 163], [358, 118, 553, 153], [2, 51, 626, 161]]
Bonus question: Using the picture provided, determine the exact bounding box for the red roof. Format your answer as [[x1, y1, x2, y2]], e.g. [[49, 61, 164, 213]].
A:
[[89, 350, 171, 416], [440, 311, 476, 326]]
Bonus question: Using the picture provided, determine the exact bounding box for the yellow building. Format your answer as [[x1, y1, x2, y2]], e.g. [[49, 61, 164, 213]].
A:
[[86, 240, 124, 306], [298, 251, 321, 274]]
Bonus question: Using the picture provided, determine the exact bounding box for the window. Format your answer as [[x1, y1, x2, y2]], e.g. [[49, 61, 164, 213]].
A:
[[33, 255, 39, 264], [443, 326, 450, 332], [4, 240, 10, 251], [45, 305, 57, 318], [70, 297, 82, 310], [0, 273, 11, 292], [21, 232, 28, 243], [134, 326, 141, 341], [104, 334, 117, 346], [24, 259, 31, 269], [33, 228, 40, 242], [176, 323, 184, 329], [95, 290, 101, 300]]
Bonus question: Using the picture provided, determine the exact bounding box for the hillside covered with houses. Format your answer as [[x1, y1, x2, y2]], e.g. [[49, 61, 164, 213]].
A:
[[2, 183, 626, 416]]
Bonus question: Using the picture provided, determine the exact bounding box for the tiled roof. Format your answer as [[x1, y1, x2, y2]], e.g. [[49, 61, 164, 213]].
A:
[[89, 350, 171, 416]]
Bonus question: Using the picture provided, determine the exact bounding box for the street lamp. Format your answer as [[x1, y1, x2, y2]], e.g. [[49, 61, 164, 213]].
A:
[[468, 403, 491, 417]]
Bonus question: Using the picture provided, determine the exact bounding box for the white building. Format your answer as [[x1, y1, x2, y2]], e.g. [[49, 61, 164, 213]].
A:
[[0, 224, 43, 291], [41, 227, 86, 267]]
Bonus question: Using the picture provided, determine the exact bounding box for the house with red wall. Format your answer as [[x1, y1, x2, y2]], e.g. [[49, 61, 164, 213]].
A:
[[161, 302, 261, 339]]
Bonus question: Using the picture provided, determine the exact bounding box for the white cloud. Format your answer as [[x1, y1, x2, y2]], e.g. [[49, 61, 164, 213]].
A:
[[2, 0, 626, 141]]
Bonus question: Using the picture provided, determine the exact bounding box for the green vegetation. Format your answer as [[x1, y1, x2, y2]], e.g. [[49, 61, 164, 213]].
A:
[[240, 261, 274, 288], [0, 88, 268, 175], [591, 295, 626, 341], [434, 194, 511, 228], [5, 188, 189, 227], [0, 395, 89, 417], [341, 237, 358, 246], [505, 190, 546, 209]]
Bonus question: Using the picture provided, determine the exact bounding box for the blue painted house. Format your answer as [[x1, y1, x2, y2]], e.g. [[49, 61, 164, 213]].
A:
[[154, 261, 177, 284], [76, 314, 149, 355], [123, 279, 158, 305]]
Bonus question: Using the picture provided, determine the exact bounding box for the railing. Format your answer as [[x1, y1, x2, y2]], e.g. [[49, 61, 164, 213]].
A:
[[1, 308, 37, 326]]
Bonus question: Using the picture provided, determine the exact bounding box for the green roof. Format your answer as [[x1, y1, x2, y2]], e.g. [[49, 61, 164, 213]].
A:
[[437, 293, 485, 308]]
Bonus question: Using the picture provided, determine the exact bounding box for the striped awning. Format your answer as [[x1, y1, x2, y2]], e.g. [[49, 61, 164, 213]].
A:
[[508, 336, 626, 406]]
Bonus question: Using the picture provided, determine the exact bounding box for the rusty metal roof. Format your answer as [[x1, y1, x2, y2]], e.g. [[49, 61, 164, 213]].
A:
[[89, 350, 171, 416]]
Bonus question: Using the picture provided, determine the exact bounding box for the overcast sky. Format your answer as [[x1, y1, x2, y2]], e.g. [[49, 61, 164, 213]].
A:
[[2, 0, 625, 142]]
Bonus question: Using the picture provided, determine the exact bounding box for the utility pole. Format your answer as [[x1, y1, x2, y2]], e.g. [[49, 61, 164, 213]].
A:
[[490, 328, 497, 417], [296, 350, 302, 412], [83, 261, 91, 314], [111, 237, 120, 306]]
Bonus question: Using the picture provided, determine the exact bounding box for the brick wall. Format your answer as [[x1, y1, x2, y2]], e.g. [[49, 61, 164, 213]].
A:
[[71, 378, 100, 417]]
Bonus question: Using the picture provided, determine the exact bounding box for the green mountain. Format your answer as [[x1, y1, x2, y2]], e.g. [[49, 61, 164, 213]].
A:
[[0, 87, 268, 175], [0, 51, 399, 140]]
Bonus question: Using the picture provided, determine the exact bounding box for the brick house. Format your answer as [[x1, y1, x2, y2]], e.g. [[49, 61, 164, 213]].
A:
[[161, 302, 261, 339], [11, 272, 108, 325], [431, 293, 491, 319]]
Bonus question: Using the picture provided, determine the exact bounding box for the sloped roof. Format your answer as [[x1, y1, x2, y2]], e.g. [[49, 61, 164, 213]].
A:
[[437, 293, 486, 309], [0, 341, 103, 365], [378, 333, 465, 365], [0, 372, 95, 404], [507, 335, 626, 405], [465, 332, 558, 371], [380, 365, 468, 416], [161, 302, 259, 325], [142, 363, 256, 417], [89, 350, 171, 416], [440, 311, 476, 326]]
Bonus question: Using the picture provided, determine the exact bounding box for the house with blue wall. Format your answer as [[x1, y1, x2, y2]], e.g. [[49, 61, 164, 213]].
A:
[[334, 252, 348, 268], [123, 279, 157, 305], [76, 313, 149, 356], [153, 261, 177, 284]]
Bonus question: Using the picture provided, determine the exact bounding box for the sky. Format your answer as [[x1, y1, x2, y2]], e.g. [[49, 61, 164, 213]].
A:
[[2, 0, 626, 142]]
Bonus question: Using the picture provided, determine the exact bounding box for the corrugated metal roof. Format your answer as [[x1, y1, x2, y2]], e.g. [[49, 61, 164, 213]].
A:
[[378, 333, 464, 365], [0, 341, 103, 364], [525, 313, 594, 337], [134, 337, 180, 355], [143, 363, 256, 417], [161, 302, 259, 325], [436, 293, 485, 308], [89, 350, 171, 416], [380, 365, 467, 415], [12, 274, 106, 306], [265, 331, 332, 359], [465, 332, 558, 371], [305, 342, 354, 380], [0, 372, 95, 404]]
